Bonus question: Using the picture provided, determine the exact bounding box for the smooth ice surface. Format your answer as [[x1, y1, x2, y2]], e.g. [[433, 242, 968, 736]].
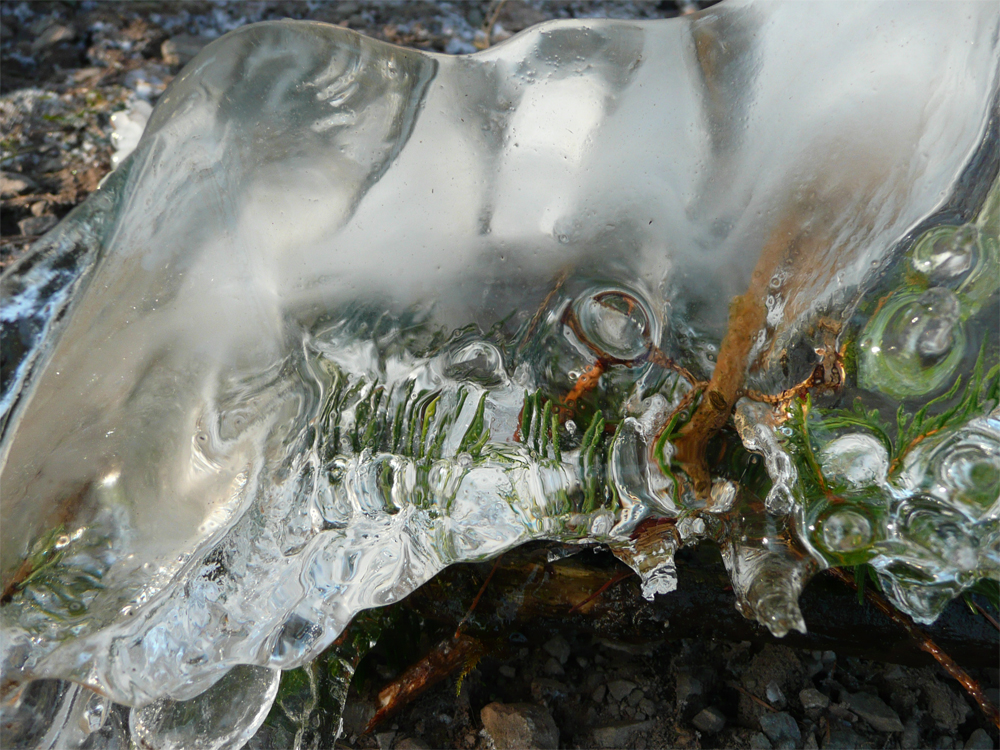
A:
[[1, 2, 998, 734]]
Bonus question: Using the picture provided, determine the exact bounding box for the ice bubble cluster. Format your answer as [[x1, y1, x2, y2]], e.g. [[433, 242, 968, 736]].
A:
[[1, 3, 997, 747]]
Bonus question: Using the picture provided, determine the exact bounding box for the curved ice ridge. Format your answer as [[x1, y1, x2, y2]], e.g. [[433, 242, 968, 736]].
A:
[[1, 1, 998, 726]]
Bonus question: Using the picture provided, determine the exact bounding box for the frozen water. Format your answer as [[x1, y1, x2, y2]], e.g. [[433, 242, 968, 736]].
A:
[[1, 3, 998, 747]]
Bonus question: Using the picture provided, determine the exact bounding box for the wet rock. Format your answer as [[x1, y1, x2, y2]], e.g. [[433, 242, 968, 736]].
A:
[[542, 657, 564, 677], [480, 702, 558, 750], [31, 24, 75, 53], [750, 732, 773, 750], [965, 730, 994, 750], [675, 670, 708, 711], [759, 711, 801, 747], [691, 706, 726, 734], [530, 678, 570, 704], [844, 691, 903, 733], [161, 34, 211, 67], [902, 716, 921, 749], [799, 687, 829, 712], [823, 727, 873, 749], [591, 720, 655, 749], [923, 681, 971, 731], [17, 215, 57, 236], [767, 680, 788, 709], [607, 679, 637, 702], [1, 171, 37, 197], [542, 635, 571, 665]]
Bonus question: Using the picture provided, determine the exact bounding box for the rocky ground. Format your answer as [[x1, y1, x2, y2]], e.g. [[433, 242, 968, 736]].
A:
[[2, 3, 999, 749]]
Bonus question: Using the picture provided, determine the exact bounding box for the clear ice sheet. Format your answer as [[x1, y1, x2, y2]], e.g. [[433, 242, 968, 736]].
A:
[[1, 2, 998, 744]]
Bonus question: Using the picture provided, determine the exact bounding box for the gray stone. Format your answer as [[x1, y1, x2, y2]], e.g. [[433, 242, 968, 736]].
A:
[[902, 717, 921, 750], [480, 702, 558, 750], [542, 635, 571, 664], [0, 171, 37, 198], [395, 739, 431, 750], [924, 682, 971, 731], [767, 680, 787, 709], [542, 657, 564, 676], [675, 671, 705, 708], [760, 712, 802, 745], [804, 732, 820, 750], [592, 720, 655, 749], [530, 678, 570, 703], [18, 215, 58, 236], [31, 23, 75, 53], [627, 688, 645, 707], [499, 665, 516, 678], [691, 706, 726, 734], [592, 684, 607, 703], [750, 732, 773, 750], [161, 34, 211, 66], [965, 729, 994, 750], [376, 731, 396, 750], [800, 688, 830, 712], [607, 679, 638, 702], [823, 727, 873, 749], [845, 691, 904, 733], [937, 738, 956, 750]]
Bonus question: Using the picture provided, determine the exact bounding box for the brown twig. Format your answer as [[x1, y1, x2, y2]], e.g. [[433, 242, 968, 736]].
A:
[[830, 568, 1000, 729], [453, 555, 503, 639], [971, 600, 1000, 632], [363, 634, 482, 734], [567, 570, 633, 615], [726, 680, 778, 712]]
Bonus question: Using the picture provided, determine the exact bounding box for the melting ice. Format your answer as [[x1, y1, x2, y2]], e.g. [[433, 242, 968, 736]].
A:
[[1, 2, 998, 747]]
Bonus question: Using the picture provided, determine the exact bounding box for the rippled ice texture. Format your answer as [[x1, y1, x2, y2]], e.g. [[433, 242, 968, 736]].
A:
[[1, 0, 998, 723]]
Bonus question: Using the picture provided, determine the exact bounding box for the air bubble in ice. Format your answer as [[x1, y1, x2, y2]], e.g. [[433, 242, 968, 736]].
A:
[[819, 434, 888, 487], [819, 509, 873, 554], [572, 289, 651, 361]]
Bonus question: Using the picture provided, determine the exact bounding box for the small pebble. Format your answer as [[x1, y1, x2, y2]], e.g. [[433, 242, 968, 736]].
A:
[[964, 729, 994, 750], [766, 680, 787, 709], [592, 684, 606, 703], [543, 635, 571, 665], [759, 711, 801, 745], [691, 706, 726, 734], [607, 679, 637, 702], [499, 665, 516, 679], [542, 657, 564, 677], [800, 687, 830, 711], [750, 731, 773, 750]]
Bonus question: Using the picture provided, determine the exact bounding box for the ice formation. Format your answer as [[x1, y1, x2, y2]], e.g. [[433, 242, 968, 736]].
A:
[[1, 2, 998, 747]]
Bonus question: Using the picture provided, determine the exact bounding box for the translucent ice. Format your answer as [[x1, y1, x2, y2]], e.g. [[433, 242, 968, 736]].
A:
[[1, 3, 998, 746]]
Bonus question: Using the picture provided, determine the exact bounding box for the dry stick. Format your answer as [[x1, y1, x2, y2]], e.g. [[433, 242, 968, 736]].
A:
[[567, 569, 633, 615], [453, 554, 503, 640], [971, 600, 1000, 633], [726, 680, 778, 712], [830, 568, 1000, 730]]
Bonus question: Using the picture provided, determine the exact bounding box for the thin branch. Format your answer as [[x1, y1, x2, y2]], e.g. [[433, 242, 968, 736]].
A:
[[830, 568, 999, 730]]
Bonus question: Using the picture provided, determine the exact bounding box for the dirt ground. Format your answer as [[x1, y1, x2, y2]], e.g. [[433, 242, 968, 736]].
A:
[[2, 3, 998, 749]]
